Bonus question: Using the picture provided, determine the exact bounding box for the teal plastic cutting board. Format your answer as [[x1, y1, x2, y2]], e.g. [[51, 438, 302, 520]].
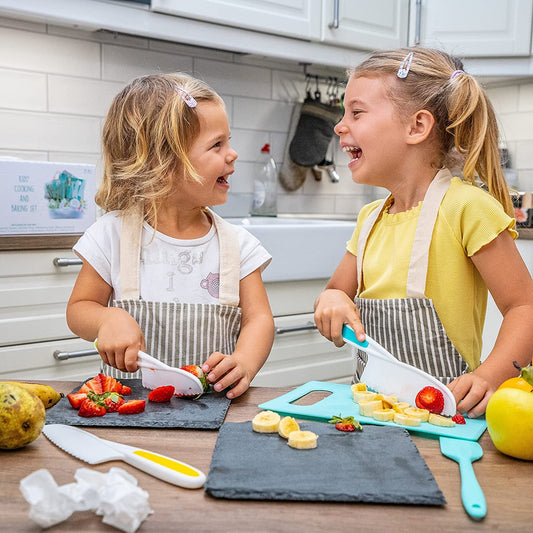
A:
[[258, 381, 487, 441]]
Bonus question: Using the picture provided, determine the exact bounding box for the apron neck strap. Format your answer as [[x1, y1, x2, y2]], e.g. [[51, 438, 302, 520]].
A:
[[356, 168, 453, 298], [119, 207, 240, 306]]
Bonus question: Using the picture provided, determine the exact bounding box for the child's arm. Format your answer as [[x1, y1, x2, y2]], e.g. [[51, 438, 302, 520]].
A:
[[448, 230, 533, 417], [314, 251, 366, 345], [202, 268, 274, 399], [66, 261, 145, 373]]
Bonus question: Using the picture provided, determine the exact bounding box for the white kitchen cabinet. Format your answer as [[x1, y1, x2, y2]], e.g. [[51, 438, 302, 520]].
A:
[[151, 0, 322, 41], [321, 0, 409, 50], [0, 248, 100, 380], [409, 0, 533, 57]]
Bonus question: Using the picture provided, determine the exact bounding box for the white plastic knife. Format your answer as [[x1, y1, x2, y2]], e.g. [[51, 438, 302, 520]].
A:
[[342, 324, 457, 416], [43, 424, 206, 489]]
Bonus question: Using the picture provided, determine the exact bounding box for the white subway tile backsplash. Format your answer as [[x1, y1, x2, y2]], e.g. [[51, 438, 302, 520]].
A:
[[0, 110, 100, 153], [195, 58, 271, 99], [515, 140, 533, 169], [231, 161, 254, 194], [0, 68, 46, 111], [0, 27, 100, 77], [518, 82, 533, 112], [486, 85, 519, 114], [230, 129, 270, 163], [233, 97, 293, 132], [102, 44, 193, 82], [518, 170, 533, 192], [48, 75, 124, 116], [498, 112, 533, 142]]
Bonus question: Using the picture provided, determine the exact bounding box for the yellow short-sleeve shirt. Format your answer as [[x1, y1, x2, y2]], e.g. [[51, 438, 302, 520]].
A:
[[347, 177, 517, 371]]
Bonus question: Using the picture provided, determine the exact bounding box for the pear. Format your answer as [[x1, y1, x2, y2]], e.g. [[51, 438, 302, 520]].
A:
[[0, 383, 45, 450]]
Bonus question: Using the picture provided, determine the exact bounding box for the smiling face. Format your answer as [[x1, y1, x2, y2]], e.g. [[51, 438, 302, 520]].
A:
[[176, 100, 238, 208], [334, 75, 411, 188]]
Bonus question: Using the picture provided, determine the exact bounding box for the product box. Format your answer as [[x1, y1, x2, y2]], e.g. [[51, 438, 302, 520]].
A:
[[0, 160, 96, 235]]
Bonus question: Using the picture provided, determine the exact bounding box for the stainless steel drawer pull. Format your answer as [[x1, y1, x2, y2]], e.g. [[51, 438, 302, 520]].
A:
[[53, 257, 83, 267], [54, 348, 99, 361], [275, 322, 318, 335], [329, 0, 340, 29]]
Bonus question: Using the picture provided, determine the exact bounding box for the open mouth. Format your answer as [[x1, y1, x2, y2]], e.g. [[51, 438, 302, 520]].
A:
[[217, 176, 228, 184], [343, 145, 362, 161]]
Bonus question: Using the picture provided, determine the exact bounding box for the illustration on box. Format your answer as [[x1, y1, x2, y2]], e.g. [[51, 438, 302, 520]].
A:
[[44, 170, 86, 219]]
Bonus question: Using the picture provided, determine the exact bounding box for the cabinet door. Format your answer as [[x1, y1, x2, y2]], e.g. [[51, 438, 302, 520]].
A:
[[151, 0, 322, 41], [410, 0, 533, 57], [252, 313, 353, 387], [321, 0, 409, 50]]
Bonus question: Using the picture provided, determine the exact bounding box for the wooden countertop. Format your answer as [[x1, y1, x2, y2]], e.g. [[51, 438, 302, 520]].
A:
[[1, 382, 531, 532]]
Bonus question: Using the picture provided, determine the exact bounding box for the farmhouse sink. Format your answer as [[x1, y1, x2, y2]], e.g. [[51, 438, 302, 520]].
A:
[[225, 216, 356, 282]]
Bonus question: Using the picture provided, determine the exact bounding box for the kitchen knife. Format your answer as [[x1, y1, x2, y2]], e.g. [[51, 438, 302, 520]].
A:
[[342, 324, 457, 416], [43, 424, 206, 489]]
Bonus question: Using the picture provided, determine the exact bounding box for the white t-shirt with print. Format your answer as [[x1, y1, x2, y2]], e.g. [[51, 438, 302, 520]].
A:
[[73, 211, 272, 303]]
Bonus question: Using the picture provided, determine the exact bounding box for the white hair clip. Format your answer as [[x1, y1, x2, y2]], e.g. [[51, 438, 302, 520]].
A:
[[397, 52, 414, 79], [175, 86, 197, 108]]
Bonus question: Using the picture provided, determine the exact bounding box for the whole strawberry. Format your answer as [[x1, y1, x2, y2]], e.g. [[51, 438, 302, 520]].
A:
[[415, 386, 445, 414], [329, 414, 363, 432], [181, 365, 210, 396], [148, 385, 175, 402]]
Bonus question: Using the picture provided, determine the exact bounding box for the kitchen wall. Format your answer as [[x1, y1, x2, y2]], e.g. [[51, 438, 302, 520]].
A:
[[1, 15, 532, 223]]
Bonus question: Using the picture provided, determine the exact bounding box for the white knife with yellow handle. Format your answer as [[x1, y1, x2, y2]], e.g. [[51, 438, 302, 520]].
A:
[[43, 424, 206, 489]]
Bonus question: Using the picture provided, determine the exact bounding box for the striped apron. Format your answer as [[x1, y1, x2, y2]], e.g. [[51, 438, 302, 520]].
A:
[[353, 168, 468, 384], [102, 208, 242, 379]]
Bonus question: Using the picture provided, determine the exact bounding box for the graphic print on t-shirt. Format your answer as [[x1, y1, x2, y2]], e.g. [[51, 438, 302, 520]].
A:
[[200, 272, 220, 298]]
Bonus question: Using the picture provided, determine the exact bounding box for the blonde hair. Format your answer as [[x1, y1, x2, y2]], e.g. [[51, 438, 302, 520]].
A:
[[349, 47, 514, 216], [96, 73, 224, 223]]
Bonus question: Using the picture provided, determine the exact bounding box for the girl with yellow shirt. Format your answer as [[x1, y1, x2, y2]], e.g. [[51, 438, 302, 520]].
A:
[[314, 47, 533, 418]]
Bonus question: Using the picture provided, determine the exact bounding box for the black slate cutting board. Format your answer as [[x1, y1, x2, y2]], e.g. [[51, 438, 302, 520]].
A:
[[205, 421, 445, 505], [45, 379, 231, 429]]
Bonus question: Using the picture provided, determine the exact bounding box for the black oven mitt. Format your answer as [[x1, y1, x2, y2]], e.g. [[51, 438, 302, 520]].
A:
[[289, 98, 342, 167]]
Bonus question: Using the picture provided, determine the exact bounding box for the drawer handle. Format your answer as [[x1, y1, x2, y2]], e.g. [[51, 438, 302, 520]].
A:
[[53, 257, 83, 267], [275, 322, 318, 335], [54, 348, 99, 361], [328, 0, 340, 29]]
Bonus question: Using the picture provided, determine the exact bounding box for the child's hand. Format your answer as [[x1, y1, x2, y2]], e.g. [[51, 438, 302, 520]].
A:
[[447, 372, 496, 418], [95, 308, 145, 373], [202, 351, 252, 399], [314, 289, 365, 346]]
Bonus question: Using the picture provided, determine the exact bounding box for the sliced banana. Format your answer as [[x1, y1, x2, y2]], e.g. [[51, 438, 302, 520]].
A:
[[392, 402, 411, 413], [352, 390, 377, 404], [359, 399, 384, 417], [287, 430, 318, 450], [278, 416, 300, 439], [428, 413, 456, 427], [393, 412, 421, 427], [381, 395, 398, 409], [252, 410, 281, 433], [404, 407, 430, 423], [351, 382, 367, 392], [372, 409, 395, 422]]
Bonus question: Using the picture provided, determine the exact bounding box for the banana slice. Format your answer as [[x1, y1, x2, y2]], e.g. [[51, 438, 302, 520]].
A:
[[372, 409, 395, 422], [352, 390, 377, 404], [404, 407, 430, 422], [278, 416, 300, 439], [381, 395, 398, 409], [428, 413, 456, 427], [252, 410, 281, 433], [359, 399, 383, 417], [392, 402, 411, 413], [393, 412, 421, 427], [287, 430, 318, 450], [351, 382, 367, 392]]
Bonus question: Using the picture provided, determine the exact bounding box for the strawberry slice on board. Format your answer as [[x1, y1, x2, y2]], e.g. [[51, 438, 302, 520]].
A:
[[329, 414, 363, 432], [102, 392, 126, 412], [415, 386, 445, 414], [78, 396, 107, 417], [67, 392, 87, 409], [118, 399, 146, 415], [148, 386, 175, 402]]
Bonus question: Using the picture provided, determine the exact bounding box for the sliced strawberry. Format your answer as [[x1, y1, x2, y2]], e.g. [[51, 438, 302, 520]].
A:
[[103, 392, 126, 412], [120, 385, 132, 396], [118, 399, 146, 415], [78, 397, 107, 417], [452, 413, 466, 424], [329, 414, 363, 432], [180, 365, 209, 393], [415, 386, 445, 414], [148, 386, 175, 402], [67, 392, 87, 409]]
